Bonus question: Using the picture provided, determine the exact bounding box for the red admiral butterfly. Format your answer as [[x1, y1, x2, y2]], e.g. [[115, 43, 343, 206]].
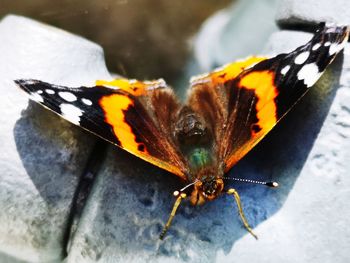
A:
[[15, 23, 349, 239]]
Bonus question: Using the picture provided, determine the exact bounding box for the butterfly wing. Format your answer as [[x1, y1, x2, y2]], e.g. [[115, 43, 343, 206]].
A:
[[188, 23, 349, 172], [188, 56, 267, 151], [15, 78, 188, 179], [15, 24, 349, 178]]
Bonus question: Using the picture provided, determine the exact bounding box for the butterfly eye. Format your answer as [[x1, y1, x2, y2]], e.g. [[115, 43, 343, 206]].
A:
[[201, 178, 224, 199]]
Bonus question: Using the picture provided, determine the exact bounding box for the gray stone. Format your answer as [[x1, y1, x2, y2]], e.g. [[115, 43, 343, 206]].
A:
[[263, 30, 312, 55], [4, 5, 346, 263], [0, 15, 111, 262], [191, 0, 279, 72], [66, 30, 350, 263], [276, 0, 350, 28]]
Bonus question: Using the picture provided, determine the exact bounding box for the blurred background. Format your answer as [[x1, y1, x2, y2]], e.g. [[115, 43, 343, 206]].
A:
[[0, 0, 232, 84], [0, 0, 278, 89]]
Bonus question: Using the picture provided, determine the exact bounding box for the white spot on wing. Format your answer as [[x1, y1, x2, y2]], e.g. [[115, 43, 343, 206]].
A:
[[81, 98, 92, 106], [297, 63, 321, 87], [312, 43, 321, 51], [324, 41, 331, 46], [60, 104, 83, 125], [329, 40, 346, 56], [329, 43, 339, 55], [59, 91, 77, 102], [294, 51, 310, 65], [37, 90, 43, 94], [45, 89, 55, 94], [281, 65, 290, 75], [24, 80, 39, 85], [30, 92, 44, 102]]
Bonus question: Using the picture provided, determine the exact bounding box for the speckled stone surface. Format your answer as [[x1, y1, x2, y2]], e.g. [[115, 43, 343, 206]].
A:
[[65, 29, 350, 262], [2, 1, 350, 262], [63, 4, 350, 263], [0, 15, 110, 262], [276, 0, 350, 28]]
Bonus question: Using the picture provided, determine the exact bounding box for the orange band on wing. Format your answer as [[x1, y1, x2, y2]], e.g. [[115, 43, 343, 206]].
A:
[[99, 94, 147, 154], [96, 79, 147, 96], [211, 56, 267, 84], [225, 71, 278, 170], [96, 78, 167, 97], [190, 56, 267, 87], [99, 93, 185, 178], [239, 71, 278, 134]]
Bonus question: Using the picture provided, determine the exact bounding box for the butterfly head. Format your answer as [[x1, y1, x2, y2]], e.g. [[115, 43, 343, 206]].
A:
[[190, 176, 224, 205]]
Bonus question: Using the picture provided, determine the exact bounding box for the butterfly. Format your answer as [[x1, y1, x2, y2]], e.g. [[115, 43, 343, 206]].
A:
[[15, 23, 349, 239]]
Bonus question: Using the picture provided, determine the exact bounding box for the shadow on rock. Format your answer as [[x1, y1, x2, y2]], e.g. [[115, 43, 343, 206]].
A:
[[13, 101, 93, 207]]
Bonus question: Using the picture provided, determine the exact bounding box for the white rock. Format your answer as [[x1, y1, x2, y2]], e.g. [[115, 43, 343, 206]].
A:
[[0, 14, 111, 262], [276, 0, 350, 27], [193, 0, 279, 72], [67, 28, 350, 263]]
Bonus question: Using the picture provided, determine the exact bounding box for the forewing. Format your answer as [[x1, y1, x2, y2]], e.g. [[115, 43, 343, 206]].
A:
[[15, 78, 188, 179], [188, 56, 267, 149], [188, 24, 349, 172]]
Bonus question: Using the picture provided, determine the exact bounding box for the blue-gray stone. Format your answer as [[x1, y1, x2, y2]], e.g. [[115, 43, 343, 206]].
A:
[[67, 20, 350, 263], [0, 15, 110, 262]]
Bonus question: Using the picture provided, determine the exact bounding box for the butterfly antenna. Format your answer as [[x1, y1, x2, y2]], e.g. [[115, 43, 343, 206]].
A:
[[223, 177, 278, 188], [159, 191, 187, 240], [180, 180, 198, 192], [227, 188, 258, 240]]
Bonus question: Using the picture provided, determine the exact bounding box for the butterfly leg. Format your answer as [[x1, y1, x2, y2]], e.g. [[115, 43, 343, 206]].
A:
[[159, 191, 187, 240], [227, 188, 258, 239]]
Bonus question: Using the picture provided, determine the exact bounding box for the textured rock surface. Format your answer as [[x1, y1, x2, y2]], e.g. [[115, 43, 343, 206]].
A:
[[2, 1, 350, 263], [0, 15, 110, 262], [65, 29, 350, 263], [276, 0, 350, 28], [64, 2, 282, 262]]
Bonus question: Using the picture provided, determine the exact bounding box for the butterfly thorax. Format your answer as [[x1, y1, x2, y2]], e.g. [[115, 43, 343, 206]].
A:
[[174, 107, 224, 205]]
